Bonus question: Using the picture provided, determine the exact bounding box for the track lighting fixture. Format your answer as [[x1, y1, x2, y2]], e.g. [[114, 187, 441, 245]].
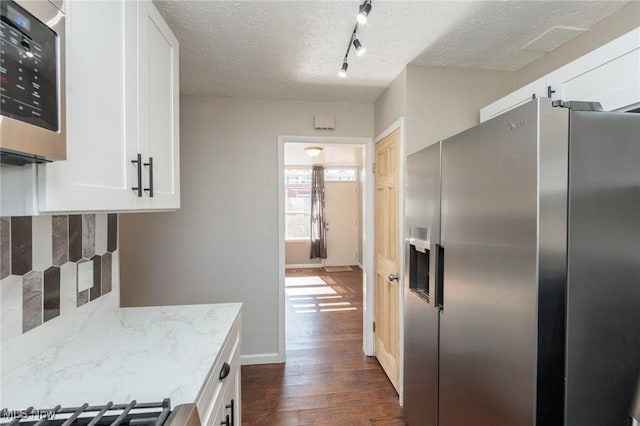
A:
[[339, 61, 348, 78], [337, 1, 372, 78], [357, 1, 372, 25], [353, 38, 365, 57]]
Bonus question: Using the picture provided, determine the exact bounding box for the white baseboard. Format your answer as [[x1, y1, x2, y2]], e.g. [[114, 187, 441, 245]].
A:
[[285, 263, 323, 269], [357, 262, 364, 270], [240, 352, 283, 365]]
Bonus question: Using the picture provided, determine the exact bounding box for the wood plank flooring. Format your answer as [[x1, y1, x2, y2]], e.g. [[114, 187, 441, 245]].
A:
[[242, 267, 406, 425]]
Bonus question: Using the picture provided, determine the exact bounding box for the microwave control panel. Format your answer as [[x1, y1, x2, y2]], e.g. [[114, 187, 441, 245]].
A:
[[0, 0, 58, 132]]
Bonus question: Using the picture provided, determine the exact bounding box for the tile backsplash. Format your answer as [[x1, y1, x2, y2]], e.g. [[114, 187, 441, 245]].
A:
[[0, 214, 119, 374]]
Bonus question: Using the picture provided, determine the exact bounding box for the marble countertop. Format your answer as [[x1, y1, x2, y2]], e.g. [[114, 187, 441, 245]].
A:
[[1, 303, 242, 409]]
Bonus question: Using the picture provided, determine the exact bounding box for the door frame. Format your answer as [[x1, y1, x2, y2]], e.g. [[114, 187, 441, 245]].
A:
[[373, 117, 406, 403], [277, 135, 375, 360]]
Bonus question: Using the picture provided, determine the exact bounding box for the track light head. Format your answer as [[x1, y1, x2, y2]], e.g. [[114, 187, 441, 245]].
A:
[[339, 61, 348, 78], [357, 1, 372, 25], [353, 39, 366, 56]]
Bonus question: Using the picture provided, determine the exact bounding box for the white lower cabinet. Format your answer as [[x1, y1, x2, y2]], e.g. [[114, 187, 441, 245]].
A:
[[197, 316, 242, 426], [30, 0, 179, 214], [481, 27, 640, 122]]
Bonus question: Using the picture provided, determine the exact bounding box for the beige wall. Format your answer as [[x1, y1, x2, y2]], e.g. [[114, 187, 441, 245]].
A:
[[406, 65, 513, 154], [374, 69, 407, 136], [119, 96, 373, 359], [374, 64, 513, 154], [285, 241, 322, 266], [514, 2, 640, 88]]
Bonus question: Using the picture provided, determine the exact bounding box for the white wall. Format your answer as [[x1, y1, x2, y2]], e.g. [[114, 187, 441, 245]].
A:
[[406, 65, 513, 154], [119, 96, 373, 360]]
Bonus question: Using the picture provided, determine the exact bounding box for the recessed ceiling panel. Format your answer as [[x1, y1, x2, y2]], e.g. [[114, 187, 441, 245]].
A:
[[521, 26, 588, 53]]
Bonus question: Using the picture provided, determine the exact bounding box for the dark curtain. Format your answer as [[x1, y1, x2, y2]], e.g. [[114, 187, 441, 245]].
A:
[[310, 165, 327, 259]]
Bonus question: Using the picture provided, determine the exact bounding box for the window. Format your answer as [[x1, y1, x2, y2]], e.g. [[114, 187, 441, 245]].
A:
[[285, 169, 312, 239], [324, 167, 357, 181], [284, 167, 358, 240]]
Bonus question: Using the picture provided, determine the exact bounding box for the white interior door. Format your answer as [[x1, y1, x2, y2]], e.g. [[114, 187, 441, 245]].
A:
[[324, 181, 359, 267]]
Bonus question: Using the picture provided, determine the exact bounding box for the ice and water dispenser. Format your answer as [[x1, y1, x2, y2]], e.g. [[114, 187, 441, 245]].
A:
[[408, 226, 430, 301]]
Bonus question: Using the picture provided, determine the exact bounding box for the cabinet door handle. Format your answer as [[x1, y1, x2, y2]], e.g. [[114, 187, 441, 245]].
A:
[[225, 399, 234, 426], [131, 154, 143, 197], [219, 362, 231, 380], [220, 414, 230, 426], [144, 156, 154, 197]]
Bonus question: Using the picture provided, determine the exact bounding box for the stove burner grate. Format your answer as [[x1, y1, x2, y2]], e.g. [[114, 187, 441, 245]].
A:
[[0, 399, 172, 426]]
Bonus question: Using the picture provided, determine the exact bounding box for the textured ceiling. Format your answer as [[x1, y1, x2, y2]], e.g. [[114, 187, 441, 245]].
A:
[[154, 1, 629, 103]]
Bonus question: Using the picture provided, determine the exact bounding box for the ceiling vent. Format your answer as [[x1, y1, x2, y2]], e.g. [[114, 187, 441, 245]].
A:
[[314, 115, 335, 130], [521, 26, 587, 53]]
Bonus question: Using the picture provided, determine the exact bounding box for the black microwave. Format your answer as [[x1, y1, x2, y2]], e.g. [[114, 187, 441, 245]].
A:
[[0, 0, 66, 165]]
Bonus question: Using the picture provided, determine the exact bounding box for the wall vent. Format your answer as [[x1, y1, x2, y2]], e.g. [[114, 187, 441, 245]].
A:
[[314, 115, 335, 130]]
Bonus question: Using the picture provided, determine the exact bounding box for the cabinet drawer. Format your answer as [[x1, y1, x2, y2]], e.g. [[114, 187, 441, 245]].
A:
[[196, 316, 241, 426]]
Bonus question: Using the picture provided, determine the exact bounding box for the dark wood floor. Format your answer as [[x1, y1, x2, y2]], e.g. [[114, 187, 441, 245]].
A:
[[241, 267, 405, 425]]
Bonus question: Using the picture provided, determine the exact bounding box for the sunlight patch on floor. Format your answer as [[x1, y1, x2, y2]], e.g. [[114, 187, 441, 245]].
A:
[[286, 286, 337, 296], [292, 303, 316, 308], [318, 302, 350, 307], [287, 274, 359, 314], [290, 294, 357, 314], [285, 276, 326, 287], [319, 307, 358, 312]]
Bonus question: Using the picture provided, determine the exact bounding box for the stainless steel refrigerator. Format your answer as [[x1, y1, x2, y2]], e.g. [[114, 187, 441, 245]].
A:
[[403, 98, 640, 426]]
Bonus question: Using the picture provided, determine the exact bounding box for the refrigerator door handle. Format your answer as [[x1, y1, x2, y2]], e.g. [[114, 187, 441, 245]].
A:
[[429, 236, 437, 306], [435, 243, 445, 309]]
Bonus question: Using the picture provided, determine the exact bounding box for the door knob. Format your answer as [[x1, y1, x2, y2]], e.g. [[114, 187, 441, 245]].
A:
[[387, 273, 399, 282]]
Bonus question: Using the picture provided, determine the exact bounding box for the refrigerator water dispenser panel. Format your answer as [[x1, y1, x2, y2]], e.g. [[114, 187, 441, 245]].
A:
[[409, 227, 430, 301]]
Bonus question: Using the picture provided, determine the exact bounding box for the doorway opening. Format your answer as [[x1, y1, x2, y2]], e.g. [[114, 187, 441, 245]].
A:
[[277, 136, 375, 362]]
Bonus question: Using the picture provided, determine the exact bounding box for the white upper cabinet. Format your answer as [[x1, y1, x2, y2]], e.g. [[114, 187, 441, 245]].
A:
[[38, 0, 137, 212], [481, 27, 640, 122], [37, 0, 179, 213], [546, 28, 640, 112], [136, 1, 180, 210]]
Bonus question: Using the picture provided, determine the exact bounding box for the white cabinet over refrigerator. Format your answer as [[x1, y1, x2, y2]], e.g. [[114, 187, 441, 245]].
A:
[[480, 27, 640, 122]]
